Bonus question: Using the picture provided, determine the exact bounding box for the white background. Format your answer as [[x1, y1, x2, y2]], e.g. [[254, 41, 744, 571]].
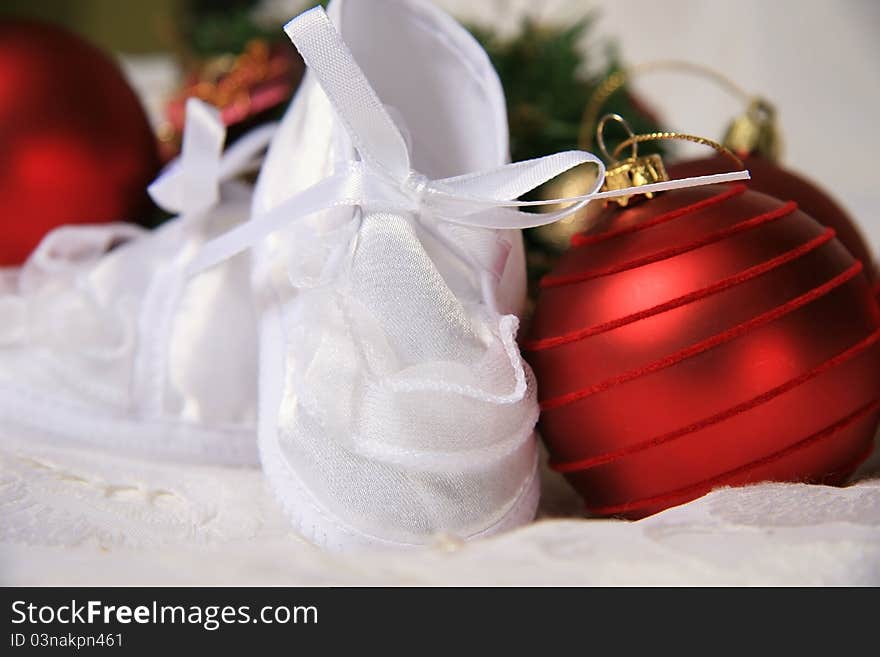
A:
[[436, 0, 880, 252]]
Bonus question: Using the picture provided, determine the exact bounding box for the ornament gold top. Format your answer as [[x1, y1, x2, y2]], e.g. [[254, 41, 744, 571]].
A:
[[602, 153, 669, 207], [722, 98, 783, 160], [596, 113, 670, 207]]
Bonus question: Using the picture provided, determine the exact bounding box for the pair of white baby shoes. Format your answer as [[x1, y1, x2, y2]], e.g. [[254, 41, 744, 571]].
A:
[[0, 0, 738, 550]]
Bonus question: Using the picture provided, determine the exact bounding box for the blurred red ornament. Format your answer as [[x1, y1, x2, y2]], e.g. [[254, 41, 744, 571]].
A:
[[668, 154, 876, 282], [0, 19, 159, 266], [526, 184, 880, 519]]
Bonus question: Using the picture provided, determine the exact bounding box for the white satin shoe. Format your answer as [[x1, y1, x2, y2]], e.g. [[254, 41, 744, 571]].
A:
[[0, 100, 274, 465], [195, 0, 582, 551]]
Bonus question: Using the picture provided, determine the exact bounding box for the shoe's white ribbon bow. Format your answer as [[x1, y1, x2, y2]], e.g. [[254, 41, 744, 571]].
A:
[[0, 99, 277, 349], [187, 6, 749, 277], [149, 98, 278, 217]]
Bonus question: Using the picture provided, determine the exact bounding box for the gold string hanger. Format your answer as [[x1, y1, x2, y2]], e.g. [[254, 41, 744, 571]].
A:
[[597, 114, 744, 207], [611, 132, 744, 169], [580, 59, 782, 160]]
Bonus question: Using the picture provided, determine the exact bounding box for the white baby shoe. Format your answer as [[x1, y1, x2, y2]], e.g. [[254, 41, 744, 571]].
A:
[[188, 0, 605, 550], [0, 100, 274, 465]]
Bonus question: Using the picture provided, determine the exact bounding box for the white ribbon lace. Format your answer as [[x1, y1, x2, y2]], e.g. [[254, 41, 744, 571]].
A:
[[149, 100, 278, 217], [187, 7, 749, 279]]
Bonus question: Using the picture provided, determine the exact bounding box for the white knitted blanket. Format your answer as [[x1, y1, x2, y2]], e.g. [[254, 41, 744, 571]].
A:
[[2, 432, 877, 586]]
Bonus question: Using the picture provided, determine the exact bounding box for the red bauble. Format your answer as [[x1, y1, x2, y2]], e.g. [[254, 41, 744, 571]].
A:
[[525, 183, 880, 519], [0, 20, 159, 265], [668, 154, 876, 281]]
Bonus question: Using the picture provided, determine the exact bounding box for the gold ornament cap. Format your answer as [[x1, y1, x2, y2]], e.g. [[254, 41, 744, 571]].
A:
[[602, 153, 669, 206], [596, 114, 670, 207], [722, 97, 782, 160]]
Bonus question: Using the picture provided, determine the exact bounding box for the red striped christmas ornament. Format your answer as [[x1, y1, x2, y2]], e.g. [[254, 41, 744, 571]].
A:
[[525, 168, 880, 519], [667, 155, 876, 286]]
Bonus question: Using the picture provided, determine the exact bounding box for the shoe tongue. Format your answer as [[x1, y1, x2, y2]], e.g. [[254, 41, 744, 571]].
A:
[[332, 0, 508, 178], [253, 0, 523, 316], [254, 0, 509, 214]]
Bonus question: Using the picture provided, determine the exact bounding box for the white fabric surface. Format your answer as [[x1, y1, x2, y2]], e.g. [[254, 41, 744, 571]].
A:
[[2, 430, 878, 585]]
